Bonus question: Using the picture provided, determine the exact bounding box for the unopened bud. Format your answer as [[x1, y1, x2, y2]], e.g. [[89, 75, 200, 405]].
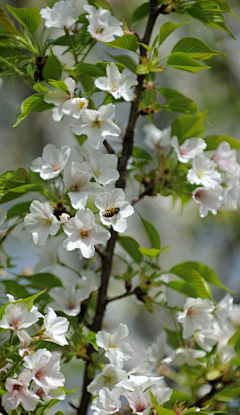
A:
[[60, 213, 70, 223]]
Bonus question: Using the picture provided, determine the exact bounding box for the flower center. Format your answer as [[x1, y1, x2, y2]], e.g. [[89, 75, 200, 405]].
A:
[[80, 230, 89, 239], [10, 317, 22, 329], [94, 169, 101, 178], [71, 183, 80, 192], [92, 116, 102, 128], [13, 384, 22, 391], [110, 82, 118, 92], [42, 218, 52, 226], [50, 162, 61, 172]]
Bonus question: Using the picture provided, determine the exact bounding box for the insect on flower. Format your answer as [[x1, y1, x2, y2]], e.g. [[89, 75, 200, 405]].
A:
[[103, 207, 120, 218]]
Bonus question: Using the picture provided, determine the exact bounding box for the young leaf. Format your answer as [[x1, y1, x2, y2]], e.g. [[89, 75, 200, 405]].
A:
[[167, 52, 211, 73], [139, 216, 161, 249], [163, 97, 201, 116], [21, 273, 63, 290], [42, 52, 62, 82], [167, 280, 200, 298], [131, 2, 150, 28], [133, 147, 153, 161], [204, 135, 240, 150], [171, 114, 205, 143], [104, 34, 139, 53], [6, 5, 41, 33], [170, 261, 234, 293], [33, 83, 50, 93], [185, 2, 235, 38], [74, 25, 92, 46], [6, 201, 31, 220], [118, 236, 143, 264], [1, 280, 29, 298], [0, 5, 18, 34], [158, 21, 188, 47], [74, 62, 105, 77], [13, 94, 54, 127], [48, 80, 68, 92], [139, 248, 162, 258], [106, 52, 137, 74], [172, 37, 226, 60]]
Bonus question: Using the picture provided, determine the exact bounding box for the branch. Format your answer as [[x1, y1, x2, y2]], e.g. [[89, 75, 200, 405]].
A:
[[107, 287, 141, 303], [103, 139, 119, 157], [191, 379, 229, 409], [130, 182, 155, 206], [77, 3, 161, 414]]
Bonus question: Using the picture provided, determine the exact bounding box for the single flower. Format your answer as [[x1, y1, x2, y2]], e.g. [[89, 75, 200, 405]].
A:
[[187, 154, 222, 188], [177, 297, 215, 338], [44, 77, 77, 122], [63, 208, 111, 258], [192, 186, 223, 218], [24, 201, 61, 246], [95, 188, 134, 233], [71, 104, 121, 150], [30, 143, 71, 180], [0, 302, 39, 331], [143, 125, 171, 151], [171, 136, 207, 163], [83, 5, 124, 42], [40, 0, 77, 29], [2, 371, 39, 411], [95, 64, 138, 101], [79, 149, 119, 185], [43, 307, 69, 346]]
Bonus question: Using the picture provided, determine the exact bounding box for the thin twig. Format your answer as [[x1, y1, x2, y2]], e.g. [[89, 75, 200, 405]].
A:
[[107, 287, 141, 303], [130, 182, 155, 206], [103, 139, 119, 157]]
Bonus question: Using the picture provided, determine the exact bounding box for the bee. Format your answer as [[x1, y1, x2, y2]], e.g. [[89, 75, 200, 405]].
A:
[[103, 207, 120, 218]]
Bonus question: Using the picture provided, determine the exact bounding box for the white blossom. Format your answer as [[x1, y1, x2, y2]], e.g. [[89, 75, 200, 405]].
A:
[[2, 371, 39, 411], [61, 97, 88, 119], [171, 136, 207, 163], [31, 384, 66, 402], [92, 387, 122, 415], [213, 141, 239, 174], [95, 188, 134, 233], [49, 285, 88, 316], [229, 304, 240, 326], [0, 302, 39, 330], [40, 0, 76, 29], [177, 297, 215, 338], [162, 348, 206, 366], [63, 208, 111, 259], [187, 154, 222, 187], [17, 330, 32, 357], [83, 5, 124, 43], [87, 364, 127, 395], [143, 125, 171, 151], [71, 104, 121, 150], [31, 143, 71, 180], [44, 77, 76, 122], [192, 186, 223, 218], [96, 324, 136, 369], [222, 170, 240, 209], [117, 375, 164, 392], [23, 349, 65, 394], [63, 162, 101, 209], [125, 387, 151, 415], [193, 329, 218, 352], [43, 307, 69, 346], [214, 293, 233, 323], [95, 64, 138, 101], [24, 201, 61, 246], [79, 149, 119, 185]]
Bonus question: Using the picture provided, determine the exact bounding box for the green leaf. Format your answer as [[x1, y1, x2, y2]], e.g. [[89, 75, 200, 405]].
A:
[[157, 87, 184, 100], [167, 280, 200, 298], [139, 216, 161, 249], [167, 52, 211, 73], [171, 115, 205, 143], [118, 236, 143, 264], [6, 201, 31, 220], [0, 168, 30, 189], [6, 5, 40, 33], [170, 266, 213, 300], [106, 53, 137, 74], [0, 5, 18, 34], [170, 261, 233, 293], [85, 332, 98, 351], [204, 135, 240, 150], [215, 386, 240, 402], [158, 21, 188, 47], [150, 390, 176, 415], [74, 62, 105, 77], [186, 2, 235, 38], [104, 34, 138, 53], [80, 73, 94, 93], [87, 0, 113, 13], [48, 79, 68, 92], [164, 327, 180, 349], [74, 25, 92, 46], [42, 52, 62, 82], [139, 248, 162, 258], [0, 184, 42, 205], [172, 37, 226, 60], [52, 35, 73, 47], [158, 87, 201, 116], [133, 146, 153, 161], [131, 2, 150, 27], [13, 94, 54, 127], [21, 273, 63, 290], [33, 83, 50, 93], [1, 280, 29, 298], [76, 13, 88, 24]]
